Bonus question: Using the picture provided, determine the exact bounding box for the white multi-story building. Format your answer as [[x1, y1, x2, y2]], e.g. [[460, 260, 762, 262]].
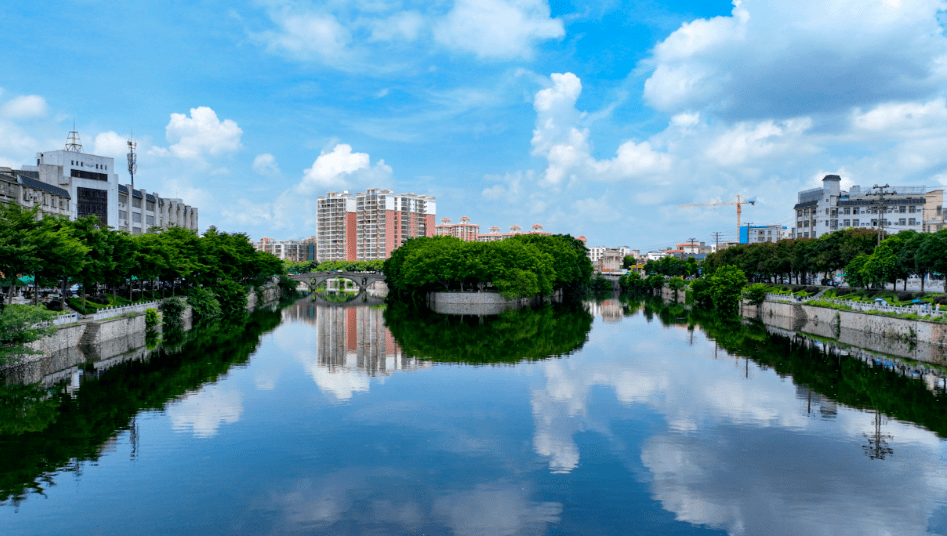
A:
[[254, 236, 317, 262], [18, 132, 198, 233], [740, 225, 790, 244], [793, 175, 945, 239]]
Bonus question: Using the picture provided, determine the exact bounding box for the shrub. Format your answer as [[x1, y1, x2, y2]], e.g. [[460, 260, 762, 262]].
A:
[[668, 278, 687, 291], [690, 278, 713, 307], [66, 297, 95, 315], [835, 288, 853, 297], [187, 287, 221, 319], [896, 291, 914, 302], [590, 275, 612, 293], [792, 285, 806, 293], [935, 296, 947, 305], [619, 272, 643, 293], [145, 308, 159, 328], [742, 283, 769, 305], [214, 280, 248, 315], [277, 275, 298, 298], [646, 274, 664, 291], [159, 297, 186, 326]]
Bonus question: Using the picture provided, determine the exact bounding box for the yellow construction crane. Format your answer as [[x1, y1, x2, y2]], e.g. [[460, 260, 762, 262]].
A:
[[679, 195, 756, 236]]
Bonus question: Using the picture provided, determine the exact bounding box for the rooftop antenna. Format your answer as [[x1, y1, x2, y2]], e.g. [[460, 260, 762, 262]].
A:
[[127, 131, 137, 191], [65, 123, 82, 152]]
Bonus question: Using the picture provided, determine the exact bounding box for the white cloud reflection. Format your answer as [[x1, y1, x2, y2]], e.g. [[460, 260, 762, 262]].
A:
[[166, 384, 243, 438]]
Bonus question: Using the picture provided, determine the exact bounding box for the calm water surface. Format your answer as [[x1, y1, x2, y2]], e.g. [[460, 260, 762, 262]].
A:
[[3, 297, 947, 535]]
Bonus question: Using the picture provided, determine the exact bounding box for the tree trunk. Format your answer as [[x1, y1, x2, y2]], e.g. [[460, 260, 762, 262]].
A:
[[922, 274, 926, 293]]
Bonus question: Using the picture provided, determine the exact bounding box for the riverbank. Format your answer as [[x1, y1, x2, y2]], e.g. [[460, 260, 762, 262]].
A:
[[4, 285, 282, 376], [742, 298, 947, 364]]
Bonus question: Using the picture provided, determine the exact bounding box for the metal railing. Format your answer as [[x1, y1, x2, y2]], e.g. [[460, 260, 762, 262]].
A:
[[92, 300, 161, 321], [764, 294, 947, 318]]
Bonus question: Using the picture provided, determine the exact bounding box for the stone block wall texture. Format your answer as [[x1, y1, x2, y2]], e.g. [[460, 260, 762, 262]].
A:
[[748, 298, 947, 365]]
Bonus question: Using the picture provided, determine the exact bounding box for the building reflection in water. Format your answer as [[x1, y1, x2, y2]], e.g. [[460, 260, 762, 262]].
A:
[[281, 301, 429, 378], [587, 299, 623, 322]]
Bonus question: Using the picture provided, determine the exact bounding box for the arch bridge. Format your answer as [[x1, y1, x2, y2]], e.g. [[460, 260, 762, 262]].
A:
[[288, 271, 386, 293]]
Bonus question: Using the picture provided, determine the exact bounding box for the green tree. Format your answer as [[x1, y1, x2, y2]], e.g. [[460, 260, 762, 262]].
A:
[[709, 265, 747, 313], [0, 305, 56, 365]]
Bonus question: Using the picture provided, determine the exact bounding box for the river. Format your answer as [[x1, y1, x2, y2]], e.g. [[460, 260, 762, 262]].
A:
[[2, 295, 947, 535]]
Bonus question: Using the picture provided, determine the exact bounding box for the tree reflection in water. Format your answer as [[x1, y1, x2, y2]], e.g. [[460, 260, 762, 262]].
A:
[[384, 300, 593, 364], [0, 308, 283, 506], [627, 295, 947, 441]]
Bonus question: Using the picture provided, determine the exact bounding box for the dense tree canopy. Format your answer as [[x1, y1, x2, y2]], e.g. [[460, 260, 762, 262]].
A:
[[0, 203, 285, 307], [384, 234, 593, 299]]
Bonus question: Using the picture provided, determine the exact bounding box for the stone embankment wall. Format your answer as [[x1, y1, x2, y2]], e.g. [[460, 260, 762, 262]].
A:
[[429, 290, 562, 315], [744, 300, 947, 364], [660, 286, 687, 302], [16, 284, 282, 368]]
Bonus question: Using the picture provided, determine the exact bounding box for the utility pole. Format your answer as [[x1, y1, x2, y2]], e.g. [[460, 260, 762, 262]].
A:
[[866, 184, 891, 245], [711, 232, 724, 252]]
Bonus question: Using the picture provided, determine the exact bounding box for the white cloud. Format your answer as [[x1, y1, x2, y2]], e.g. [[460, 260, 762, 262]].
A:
[[434, 0, 564, 59], [167, 385, 243, 438], [643, 0, 947, 119], [92, 131, 129, 159], [369, 11, 425, 42], [1, 95, 48, 120], [259, 8, 352, 65], [252, 153, 281, 177], [155, 106, 242, 160], [296, 143, 393, 195]]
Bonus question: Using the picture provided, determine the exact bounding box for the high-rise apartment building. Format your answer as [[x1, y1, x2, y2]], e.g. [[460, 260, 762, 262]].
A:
[[435, 216, 480, 241], [317, 189, 436, 261]]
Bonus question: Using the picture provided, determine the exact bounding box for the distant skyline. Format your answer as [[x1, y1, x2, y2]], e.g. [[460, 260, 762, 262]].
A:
[[2, 0, 947, 250]]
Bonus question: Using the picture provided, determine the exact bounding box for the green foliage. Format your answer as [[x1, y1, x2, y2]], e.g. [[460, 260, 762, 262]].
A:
[[384, 301, 593, 364], [144, 308, 159, 328], [0, 305, 57, 364], [312, 259, 385, 272], [159, 297, 186, 327], [186, 287, 222, 319], [0, 383, 61, 435], [590, 275, 613, 293], [646, 274, 664, 290], [667, 277, 687, 291], [384, 234, 592, 299], [709, 265, 747, 312], [214, 280, 248, 315], [65, 298, 95, 315], [742, 283, 770, 305], [277, 275, 298, 298], [618, 271, 644, 292]]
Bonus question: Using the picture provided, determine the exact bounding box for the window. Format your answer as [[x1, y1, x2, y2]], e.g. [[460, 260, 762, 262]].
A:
[[909, 218, 917, 225], [899, 218, 906, 225], [844, 207, 850, 214], [133, 227, 141, 235], [853, 219, 859, 226], [70, 168, 108, 181], [843, 219, 850, 226], [133, 212, 141, 223], [76, 187, 108, 225], [899, 206, 906, 213], [146, 201, 155, 211], [132, 197, 141, 208], [119, 194, 128, 204], [910, 206, 917, 213], [146, 215, 154, 225]]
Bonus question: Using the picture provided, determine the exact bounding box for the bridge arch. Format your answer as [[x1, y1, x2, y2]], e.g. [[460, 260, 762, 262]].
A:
[[288, 271, 385, 293]]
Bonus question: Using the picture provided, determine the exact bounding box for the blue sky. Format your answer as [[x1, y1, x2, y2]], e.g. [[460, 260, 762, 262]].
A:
[[2, 0, 947, 250]]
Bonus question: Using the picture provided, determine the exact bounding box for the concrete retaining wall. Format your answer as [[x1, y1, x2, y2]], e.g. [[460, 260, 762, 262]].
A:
[[429, 290, 562, 315], [746, 298, 947, 365]]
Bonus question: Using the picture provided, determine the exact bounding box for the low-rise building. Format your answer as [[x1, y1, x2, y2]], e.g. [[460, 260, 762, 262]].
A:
[[740, 225, 789, 244], [0, 167, 72, 219], [255, 236, 318, 262]]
